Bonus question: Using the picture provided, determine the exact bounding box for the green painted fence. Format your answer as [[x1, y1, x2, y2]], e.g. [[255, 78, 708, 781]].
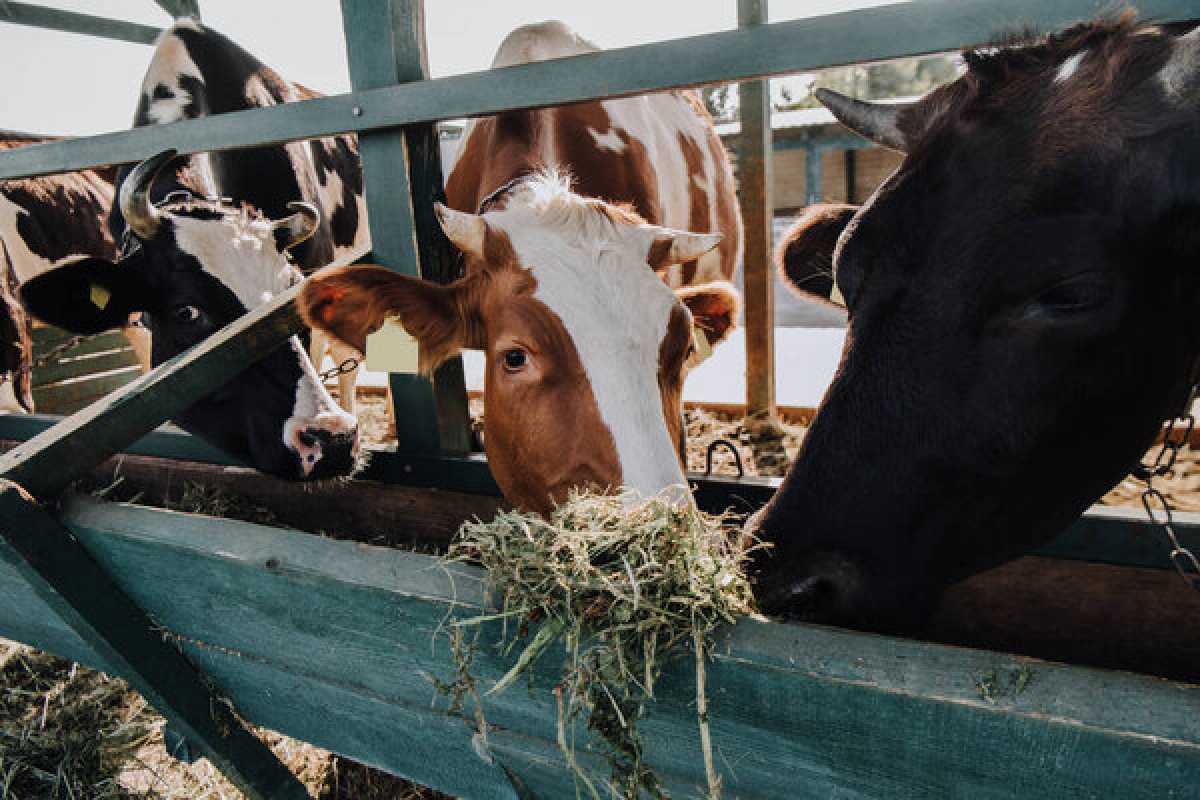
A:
[[0, 495, 1196, 800]]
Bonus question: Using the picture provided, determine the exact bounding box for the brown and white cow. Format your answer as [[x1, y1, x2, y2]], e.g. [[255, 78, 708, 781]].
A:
[[301, 21, 743, 513], [0, 131, 151, 413]]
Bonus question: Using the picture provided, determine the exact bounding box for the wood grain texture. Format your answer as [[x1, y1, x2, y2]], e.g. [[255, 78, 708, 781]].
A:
[[0, 488, 308, 800], [4, 0, 1200, 180], [0, 496, 1194, 799]]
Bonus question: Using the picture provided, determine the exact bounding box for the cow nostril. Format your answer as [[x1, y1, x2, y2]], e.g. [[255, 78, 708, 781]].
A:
[[298, 430, 319, 449]]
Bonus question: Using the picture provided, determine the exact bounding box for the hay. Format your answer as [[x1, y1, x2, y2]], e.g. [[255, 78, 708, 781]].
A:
[[446, 489, 759, 799]]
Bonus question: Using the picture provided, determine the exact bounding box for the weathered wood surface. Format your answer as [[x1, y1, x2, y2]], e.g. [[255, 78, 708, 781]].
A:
[[0, 487, 308, 799], [0, 2, 161, 45], [0, 496, 1196, 799], [5, 0, 1200, 181], [0, 284, 301, 499], [737, 0, 778, 424], [30, 328, 143, 414]]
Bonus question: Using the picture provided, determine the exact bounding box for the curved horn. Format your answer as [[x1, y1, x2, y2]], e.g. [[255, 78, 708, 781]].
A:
[[119, 148, 177, 239], [814, 89, 910, 153], [274, 201, 321, 251], [434, 202, 487, 258]]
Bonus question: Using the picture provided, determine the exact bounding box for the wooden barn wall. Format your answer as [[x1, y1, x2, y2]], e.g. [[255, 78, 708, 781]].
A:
[[733, 143, 904, 213]]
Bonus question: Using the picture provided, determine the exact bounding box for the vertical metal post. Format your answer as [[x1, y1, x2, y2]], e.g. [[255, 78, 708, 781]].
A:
[[340, 0, 472, 455], [737, 0, 778, 426], [805, 143, 822, 205]]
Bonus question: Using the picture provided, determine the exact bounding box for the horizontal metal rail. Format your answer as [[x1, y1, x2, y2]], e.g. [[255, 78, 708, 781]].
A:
[[3, 0, 1199, 180], [0, 2, 161, 45]]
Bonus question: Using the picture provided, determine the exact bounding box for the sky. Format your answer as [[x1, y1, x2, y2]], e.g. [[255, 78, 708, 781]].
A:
[[2, 0, 903, 135]]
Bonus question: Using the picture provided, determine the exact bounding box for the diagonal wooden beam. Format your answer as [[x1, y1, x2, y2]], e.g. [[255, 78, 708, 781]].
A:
[[0, 483, 309, 799], [0, 284, 301, 499]]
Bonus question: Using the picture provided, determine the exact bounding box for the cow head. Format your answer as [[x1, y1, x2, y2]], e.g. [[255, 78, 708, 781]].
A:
[[301, 172, 739, 514], [20, 150, 359, 480], [748, 17, 1200, 630]]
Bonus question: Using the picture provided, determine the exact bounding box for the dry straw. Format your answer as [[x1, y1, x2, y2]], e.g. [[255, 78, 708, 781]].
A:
[[446, 488, 759, 799]]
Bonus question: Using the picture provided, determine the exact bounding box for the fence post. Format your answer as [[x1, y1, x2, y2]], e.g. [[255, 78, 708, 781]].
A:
[[737, 0, 779, 429], [340, 0, 473, 455]]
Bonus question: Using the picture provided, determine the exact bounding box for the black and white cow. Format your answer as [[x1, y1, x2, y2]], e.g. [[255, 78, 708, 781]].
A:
[[20, 20, 363, 480], [747, 14, 1200, 630], [0, 131, 151, 412]]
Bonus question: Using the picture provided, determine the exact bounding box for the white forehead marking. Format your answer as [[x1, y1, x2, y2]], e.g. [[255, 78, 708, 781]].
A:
[[171, 211, 299, 310], [588, 127, 627, 154], [487, 179, 688, 500], [1054, 50, 1088, 84]]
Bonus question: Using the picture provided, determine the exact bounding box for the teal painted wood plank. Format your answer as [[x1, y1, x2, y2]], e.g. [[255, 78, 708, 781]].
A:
[[0, 2, 160, 45], [0, 496, 1192, 799], [32, 367, 143, 415], [0, 285, 300, 499], [33, 349, 140, 387], [340, 0, 471, 454], [0, 488, 309, 800], [0, 413, 243, 466], [4, 0, 1199, 180]]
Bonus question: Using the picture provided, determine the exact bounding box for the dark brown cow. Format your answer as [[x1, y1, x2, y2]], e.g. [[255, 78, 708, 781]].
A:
[[748, 14, 1200, 629], [775, 203, 857, 305], [302, 21, 743, 514]]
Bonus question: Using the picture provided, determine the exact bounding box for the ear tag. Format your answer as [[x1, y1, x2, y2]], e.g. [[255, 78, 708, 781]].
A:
[[691, 325, 713, 365], [829, 283, 846, 307], [365, 318, 420, 374], [89, 283, 112, 310]]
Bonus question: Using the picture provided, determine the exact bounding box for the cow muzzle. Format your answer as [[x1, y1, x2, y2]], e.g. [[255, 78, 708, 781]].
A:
[[284, 409, 359, 480]]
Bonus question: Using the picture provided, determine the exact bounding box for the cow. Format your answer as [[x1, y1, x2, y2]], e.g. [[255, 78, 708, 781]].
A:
[[745, 13, 1200, 631], [774, 203, 856, 306], [0, 131, 152, 412], [0, 237, 31, 414], [300, 20, 743, 514], [19, 20, 362, 481]]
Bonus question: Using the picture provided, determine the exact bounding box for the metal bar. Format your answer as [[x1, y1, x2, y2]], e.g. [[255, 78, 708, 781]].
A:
[[738, 0, 777, 425], [340, 0, 471, 454], [0, 485, 308, 799], [805, 143, 823, 205], [0, 285, 301, 499], [0, 2, 160, 45], [154, 0, 200, 20], [4, 0, 1198, 180]]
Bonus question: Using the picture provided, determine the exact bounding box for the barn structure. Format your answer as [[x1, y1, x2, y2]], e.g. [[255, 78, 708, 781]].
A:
[[0, 1, 1198, 799]]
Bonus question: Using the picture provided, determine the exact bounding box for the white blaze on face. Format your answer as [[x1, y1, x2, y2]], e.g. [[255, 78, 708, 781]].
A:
[[170, 210, 354, 464], [487, 183, 689, 505]]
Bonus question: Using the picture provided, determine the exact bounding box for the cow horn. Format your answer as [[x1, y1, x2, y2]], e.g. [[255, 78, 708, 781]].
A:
[[815, 89, 910, 153], [647, 230, 724, 268], [434, 202, 487, 258], [275, 201, 321, 251], [120, 149, 176, 239]]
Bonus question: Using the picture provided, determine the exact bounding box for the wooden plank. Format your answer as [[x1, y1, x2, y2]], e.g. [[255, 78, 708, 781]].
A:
[[0, 414, 242, 465], [32, 366, 143, 415], [33, 349, 140, 386], [738, 0, 778, 425], [4, 0, 1199, 179], [0, 496, 1195, 799], [0, 487, 308, 800], [0, 2, 161, 45], [0, 284, 301, 499], [340, 0, 472, 455], [32, 327, 128, 353]]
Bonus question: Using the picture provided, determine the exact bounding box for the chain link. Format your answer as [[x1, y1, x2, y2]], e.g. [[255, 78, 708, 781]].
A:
[[1132, 395, 1200, 593], [319, 357, 360, 383]]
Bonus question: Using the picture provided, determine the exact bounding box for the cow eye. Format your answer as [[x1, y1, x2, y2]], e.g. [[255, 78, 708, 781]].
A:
[[174, 305, 202, 324], [1025, 274, 1110, 319], [502, 348, 528, 372]]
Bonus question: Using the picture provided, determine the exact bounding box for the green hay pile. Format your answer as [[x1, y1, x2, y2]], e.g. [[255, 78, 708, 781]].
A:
[[446, 490, 758, 799]]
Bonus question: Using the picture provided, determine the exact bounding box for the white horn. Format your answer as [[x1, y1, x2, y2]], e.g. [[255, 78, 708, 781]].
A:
[[434, 202, 487, 258], [815, 89, 911, 153], [647, 230, 723, 268]]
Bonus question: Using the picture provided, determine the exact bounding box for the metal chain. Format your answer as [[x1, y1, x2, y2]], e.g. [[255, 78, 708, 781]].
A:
[[1131, 392, 1200, 592], [319, 357, 360, 383]]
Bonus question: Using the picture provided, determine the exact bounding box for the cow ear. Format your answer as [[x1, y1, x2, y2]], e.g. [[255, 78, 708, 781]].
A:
[[298, 263, 481, 375], [676, 280, 740, 346], [646, 229, 724, 269], [19, 256, 152, 334], [775, 204, 857, 305]]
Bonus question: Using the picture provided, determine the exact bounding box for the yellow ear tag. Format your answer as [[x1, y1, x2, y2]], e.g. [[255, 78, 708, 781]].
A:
[[829, 283, 846, 307], [691, 325, 713, 364], [365, 318, 420, 374], [89, 283, 112, 310]]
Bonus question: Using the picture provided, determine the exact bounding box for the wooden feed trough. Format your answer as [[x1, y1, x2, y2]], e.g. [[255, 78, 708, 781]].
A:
[[0, 1, 1198, 798]]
